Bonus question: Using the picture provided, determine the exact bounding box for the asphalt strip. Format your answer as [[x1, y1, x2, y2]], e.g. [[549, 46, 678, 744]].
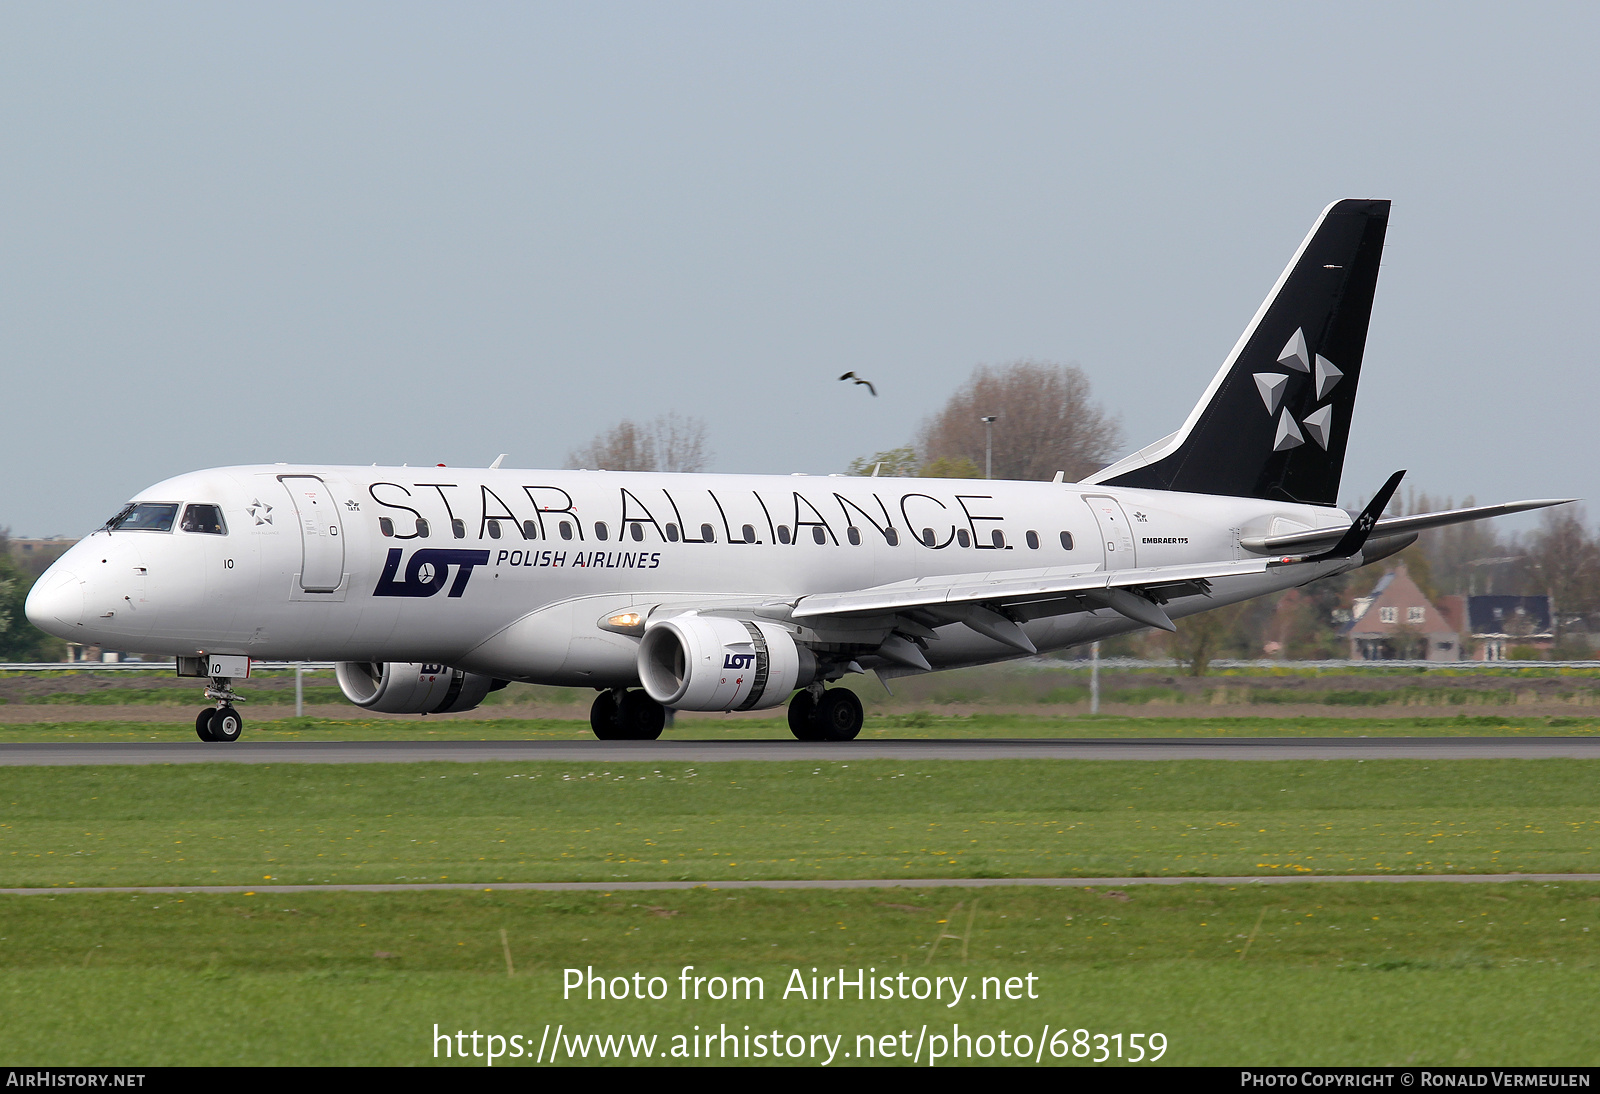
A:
[[4, 875, 1600, 896], [5, 737, 1600, 763]]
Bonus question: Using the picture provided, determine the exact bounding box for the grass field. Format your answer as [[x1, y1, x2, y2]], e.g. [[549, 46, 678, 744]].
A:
[[7, 737, 1600, 1065], [4, 759, 1600, 887], [4, 883, 1598, 1065], [2, 711, 1600, 743]]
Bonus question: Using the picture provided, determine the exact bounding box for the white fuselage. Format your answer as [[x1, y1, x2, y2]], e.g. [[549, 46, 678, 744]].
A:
[[27, 465, 1352, 686]]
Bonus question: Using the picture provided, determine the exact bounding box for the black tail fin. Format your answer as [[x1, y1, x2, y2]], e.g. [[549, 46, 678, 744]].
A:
[[1087, 199, 1390, 506]]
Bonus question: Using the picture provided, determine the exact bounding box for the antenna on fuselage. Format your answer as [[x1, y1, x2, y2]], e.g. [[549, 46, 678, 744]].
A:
[[490, 454, 507, 469]]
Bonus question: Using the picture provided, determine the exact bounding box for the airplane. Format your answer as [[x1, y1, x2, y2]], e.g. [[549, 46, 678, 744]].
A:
[[25, 199, 1571, 744]]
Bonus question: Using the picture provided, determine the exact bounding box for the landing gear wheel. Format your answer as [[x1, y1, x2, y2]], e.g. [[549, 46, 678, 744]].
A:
[[210, 706, 243, 743], [813, 688, 864, 741], [787, 690, 822, 741], [590, 691, 626, 740], [195, 708, 218, 742], [620, 691, 666, 741]]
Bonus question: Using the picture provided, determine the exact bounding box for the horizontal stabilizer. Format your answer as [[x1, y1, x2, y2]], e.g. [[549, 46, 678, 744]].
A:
[[1241, 497, 1575, 555]]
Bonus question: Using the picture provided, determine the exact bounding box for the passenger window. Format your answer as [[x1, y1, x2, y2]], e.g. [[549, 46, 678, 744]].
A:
[[486, 519, 502, 540], [1026, 530, 1040, 549], [630, 522, 645, 542], [922, 528, 936, 547], [741, 524, 756, 543], [701, 523, 716, 543], [521, 520, 536, 539], [956, 528, 971, 548], [991, 530, 1005, 549], [451, 519, 466, 539], [559, 521, 573, 541], [847, 527, 861, 546], [1060, 531, 1074, 550], [417, 518, 430, 538], [812, 526, 827, 545], [379, 517, 395, 537], [885, 527, 899, 547], [777, 526, 791, 545], [665, 523, 679, 543], [595, 522, 610, 542]]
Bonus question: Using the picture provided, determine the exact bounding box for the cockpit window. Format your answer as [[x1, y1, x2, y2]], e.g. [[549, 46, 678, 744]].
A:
[[105, 502, 179, 532], [180, 504, 227, 535]]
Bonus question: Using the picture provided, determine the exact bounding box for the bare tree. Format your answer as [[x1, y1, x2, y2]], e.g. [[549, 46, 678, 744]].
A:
[[915, 361, 1123, 481], [567, 413, 712, 473], [1525, 507, 1600, 622]]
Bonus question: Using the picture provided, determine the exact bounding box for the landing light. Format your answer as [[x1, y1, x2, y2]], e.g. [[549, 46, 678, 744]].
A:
[[600, 611, 646, 636]]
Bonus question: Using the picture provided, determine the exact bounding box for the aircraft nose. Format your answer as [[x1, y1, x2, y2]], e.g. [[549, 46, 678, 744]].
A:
[[25, 569, 83, 638]]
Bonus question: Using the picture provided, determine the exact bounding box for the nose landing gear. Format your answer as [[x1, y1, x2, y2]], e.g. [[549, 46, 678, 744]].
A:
[[590, 688, 667, 741], [194, 677, 245, 743]]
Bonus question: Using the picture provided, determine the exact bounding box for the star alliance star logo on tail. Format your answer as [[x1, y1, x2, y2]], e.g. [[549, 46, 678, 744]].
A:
[[1252, 328, 1342, 453]]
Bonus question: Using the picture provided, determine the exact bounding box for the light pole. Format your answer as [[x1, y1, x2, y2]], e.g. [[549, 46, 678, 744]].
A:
[[980, 416, 997, 479]]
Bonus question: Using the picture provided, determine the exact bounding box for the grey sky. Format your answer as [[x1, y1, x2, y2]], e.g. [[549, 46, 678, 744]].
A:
[[4, 2, 1595, 537]]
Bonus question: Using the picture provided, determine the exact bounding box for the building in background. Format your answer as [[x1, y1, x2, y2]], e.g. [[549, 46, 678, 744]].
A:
[[1460, 595, 1554, 660], [1336, 564, 1461, 661]]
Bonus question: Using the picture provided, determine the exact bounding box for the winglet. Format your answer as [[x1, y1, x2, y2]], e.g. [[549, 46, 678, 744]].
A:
[[1306, 469, 1405, 561]]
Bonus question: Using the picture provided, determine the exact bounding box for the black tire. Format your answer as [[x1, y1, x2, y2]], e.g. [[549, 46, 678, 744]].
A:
[[211, 706, 243, 743], [590, 691, 625, 740], [621, 690, 666, 741], [195, 708, 217, 742], [787, 690, 822, 741], [813, 688, 863, 741]]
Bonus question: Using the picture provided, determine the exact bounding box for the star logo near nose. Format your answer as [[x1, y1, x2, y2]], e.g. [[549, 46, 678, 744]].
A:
[[247, 500, 274, 526]]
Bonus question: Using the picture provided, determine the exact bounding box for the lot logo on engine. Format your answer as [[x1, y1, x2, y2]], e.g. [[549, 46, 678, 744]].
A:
[[373, 549, 491, 598], [723, 653, 755, 669]]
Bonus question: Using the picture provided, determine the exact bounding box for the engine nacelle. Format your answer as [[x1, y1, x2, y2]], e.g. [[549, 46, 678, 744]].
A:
[[335, 661, 504, 715], [638, 614, 815, 711]]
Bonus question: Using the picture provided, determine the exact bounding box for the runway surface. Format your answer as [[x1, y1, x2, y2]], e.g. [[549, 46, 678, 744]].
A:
[[4, 874, 1598, 896], [1, 737, 1598, 764]]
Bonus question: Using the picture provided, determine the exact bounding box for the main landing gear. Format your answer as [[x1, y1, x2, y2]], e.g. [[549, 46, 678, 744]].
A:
[[787, 685, 863, 742], [590, 688, 667, 741], [195, 677, 245, 743]]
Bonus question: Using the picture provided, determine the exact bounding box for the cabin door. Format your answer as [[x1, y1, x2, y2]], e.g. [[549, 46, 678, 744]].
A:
[[1081, 495, 1138, 570], [279, 475, 346, 592]]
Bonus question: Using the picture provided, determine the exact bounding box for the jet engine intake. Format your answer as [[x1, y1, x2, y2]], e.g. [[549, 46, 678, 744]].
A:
[[334, 661, 505, 715], [638, 614, 814, 711]]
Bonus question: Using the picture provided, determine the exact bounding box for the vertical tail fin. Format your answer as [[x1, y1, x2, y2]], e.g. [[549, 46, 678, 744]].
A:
[[1085, 199, 1390, 506]]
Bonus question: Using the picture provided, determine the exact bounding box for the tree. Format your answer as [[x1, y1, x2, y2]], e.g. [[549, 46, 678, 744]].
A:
[[918, 456, 982, 479], [0, 533, 64, 661], [1524, 507, 1600, 635], [846, 446, 921, 477], [916, 360, 1123, 482], [567, 413, 712, 473], [843, 448, 982, 478], [1172, 600, 1254, 676]]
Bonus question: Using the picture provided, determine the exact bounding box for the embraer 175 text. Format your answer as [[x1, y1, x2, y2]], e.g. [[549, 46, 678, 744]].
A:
[[26, 200, 1570, 743]]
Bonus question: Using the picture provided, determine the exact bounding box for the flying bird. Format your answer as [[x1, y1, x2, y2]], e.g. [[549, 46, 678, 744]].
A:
[[838, 371, 877, 396]]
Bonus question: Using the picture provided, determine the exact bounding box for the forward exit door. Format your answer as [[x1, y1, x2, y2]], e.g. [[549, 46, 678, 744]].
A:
[[1082, 495, 1138, 570], [279, 475, 346, 592]]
